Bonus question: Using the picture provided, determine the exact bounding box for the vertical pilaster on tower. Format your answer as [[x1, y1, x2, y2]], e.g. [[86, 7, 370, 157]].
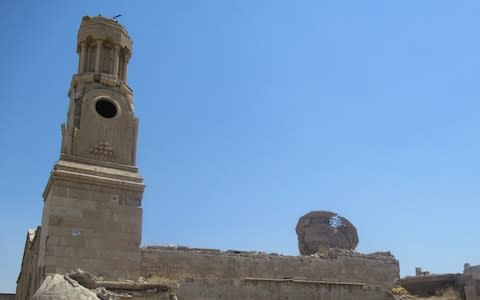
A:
[[78, 42, 87, 74], [35, 15, 145, 285]]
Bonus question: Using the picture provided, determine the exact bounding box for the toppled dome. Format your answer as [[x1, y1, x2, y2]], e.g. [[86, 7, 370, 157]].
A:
[[296, 211, 359, 255]]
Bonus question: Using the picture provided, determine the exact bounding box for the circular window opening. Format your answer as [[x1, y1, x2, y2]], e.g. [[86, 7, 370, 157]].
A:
[[95, 99, 117, 118]]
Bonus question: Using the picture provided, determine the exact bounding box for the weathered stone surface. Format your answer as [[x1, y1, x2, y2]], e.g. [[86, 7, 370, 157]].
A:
[[296, 211, 359, 255], [141, 247, 400, 290], [174, 278, 395, 300], [31, 274, 100, 300], [463, 264, 480, 300], [16, 227, 42, 300], [67, 269, 98, 289]]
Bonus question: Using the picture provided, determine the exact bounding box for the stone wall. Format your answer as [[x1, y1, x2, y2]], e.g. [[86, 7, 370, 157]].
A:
[[16, 227, 41, 300], [154, 278, 393, 300], [38, 173, 143, 281], [399, 273, 462, 297], [464, 265, 480, 300], [141, 246, 399, 299]]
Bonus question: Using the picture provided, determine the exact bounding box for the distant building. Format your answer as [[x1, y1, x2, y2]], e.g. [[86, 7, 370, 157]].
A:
[[0, 294, 15, 300]]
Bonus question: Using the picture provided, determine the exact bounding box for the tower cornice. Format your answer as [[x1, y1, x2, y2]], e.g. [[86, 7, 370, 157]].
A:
[[43, 159, 145, 200], [77, 16, 132, 53]]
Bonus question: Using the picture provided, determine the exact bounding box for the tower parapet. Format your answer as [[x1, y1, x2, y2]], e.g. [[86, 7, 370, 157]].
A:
[[77, 15, 132, 81]]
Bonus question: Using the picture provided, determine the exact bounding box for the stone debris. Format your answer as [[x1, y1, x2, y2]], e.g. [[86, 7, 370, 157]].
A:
[[67, 268, 98, 289], [31, 274, 100, 300], [143, 244, 397, 266], [93, 287, 131, 300], [392, 286, 416, 299], [296, 211, 359, 255], [308, 247, 397, 262], [31, 270, 177, 300], [391, 286, 463, 300], [143, 245, 284, 258]]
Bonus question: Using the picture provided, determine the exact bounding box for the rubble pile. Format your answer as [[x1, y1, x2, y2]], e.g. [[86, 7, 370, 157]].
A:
[[31, 269, 176, 300]]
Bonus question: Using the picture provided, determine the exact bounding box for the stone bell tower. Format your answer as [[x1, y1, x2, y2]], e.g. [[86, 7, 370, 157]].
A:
[[37, 16, 144, 281]]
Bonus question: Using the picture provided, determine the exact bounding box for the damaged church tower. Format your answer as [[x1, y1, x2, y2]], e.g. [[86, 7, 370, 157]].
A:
[[41, 15, 144, 278], [19, 16, 144, 294]]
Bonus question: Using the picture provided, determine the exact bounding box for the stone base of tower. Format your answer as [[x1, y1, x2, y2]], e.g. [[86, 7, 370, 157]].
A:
[[36, 159, 144, 282]]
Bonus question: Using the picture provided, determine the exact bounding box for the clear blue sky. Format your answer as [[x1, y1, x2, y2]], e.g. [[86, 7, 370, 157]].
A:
[[1, 0, 479, 293]]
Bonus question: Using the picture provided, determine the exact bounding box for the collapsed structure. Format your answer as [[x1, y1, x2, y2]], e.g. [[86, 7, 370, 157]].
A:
[[14, 16, 480, 300]]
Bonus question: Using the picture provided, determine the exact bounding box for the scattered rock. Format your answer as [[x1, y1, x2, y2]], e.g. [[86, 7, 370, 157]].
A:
[[67, 268, 98, 289], [32, 274, 100, 300], [32, 272, 175, 300], [93, 287, 131, 300]]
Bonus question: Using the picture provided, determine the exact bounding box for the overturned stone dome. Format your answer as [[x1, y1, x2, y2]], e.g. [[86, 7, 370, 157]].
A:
[[295, 211, 359, 255]]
